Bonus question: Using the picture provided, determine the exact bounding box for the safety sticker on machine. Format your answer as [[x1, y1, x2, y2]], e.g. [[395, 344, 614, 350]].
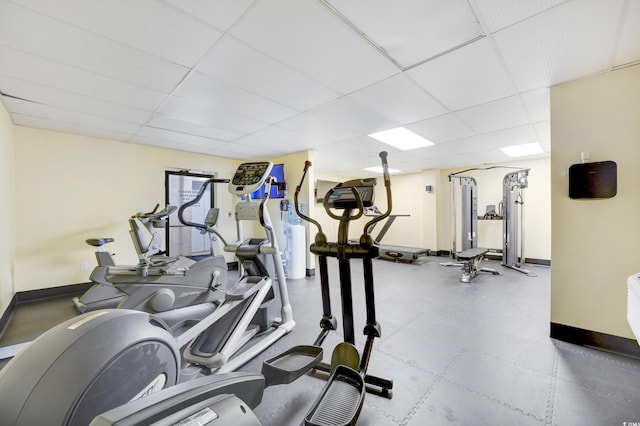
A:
[[173, 407, 219, 425]]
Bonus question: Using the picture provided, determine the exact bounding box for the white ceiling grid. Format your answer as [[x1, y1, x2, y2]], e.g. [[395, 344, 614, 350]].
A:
[[0, 0, 638, 176]]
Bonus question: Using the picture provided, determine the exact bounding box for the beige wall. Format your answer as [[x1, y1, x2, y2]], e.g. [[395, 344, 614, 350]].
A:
[[0, 102, 15, 312], [551, 64, 640, 339], [14, 127, 242, 292], [436, 157, 551, 260]]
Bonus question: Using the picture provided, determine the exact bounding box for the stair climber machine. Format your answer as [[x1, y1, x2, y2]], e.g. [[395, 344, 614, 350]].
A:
[[83, 152, 395, 426], [72, 197, 229, 313], [0, 161, 296, 426]]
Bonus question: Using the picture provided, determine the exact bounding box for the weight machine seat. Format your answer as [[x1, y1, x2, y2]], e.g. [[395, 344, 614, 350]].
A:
[[457, 247, 489, 260]]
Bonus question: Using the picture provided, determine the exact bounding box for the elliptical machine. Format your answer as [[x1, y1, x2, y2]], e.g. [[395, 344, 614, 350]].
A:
[[72, 183, 230, 313], [0, 161, 295, 426]]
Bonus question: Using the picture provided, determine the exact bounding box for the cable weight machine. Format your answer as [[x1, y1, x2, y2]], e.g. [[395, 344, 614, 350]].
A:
[[441, 167, 536, 281]]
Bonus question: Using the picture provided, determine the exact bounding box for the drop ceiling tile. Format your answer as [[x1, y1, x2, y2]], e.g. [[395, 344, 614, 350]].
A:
[[244, 126, 318, 150], [392, 153, 463, 173], [348, 73, 448, 124], [225, 137, 290, 158], [0, 2, 189, 92], [166, 0, 255, 31], [198, 143, 252, 160], [135, 126, 229, 150], [407, 38, 516, 111], [11, 113, 134, 143], [391, 144, 455, 161], [308, 97, 399, 135], [16, 0, 222, 67], [148, 114, 242, 141], [276, 113, 359, 143], [520, 88, 550, 123], [407, 113, 476, 143], [492, 125, 540, 145], [174, 71, 298, 123], [327, 0, 483, 68], [492, 0, 626, 91], [473, 0, 567, 33], [160, 96, 268, 134], [614, 0, 640, 66], [196, 36, 340, 111], [230, 0, 398, 94], [130, 135, 212, 155], [456, 95, 529, 133], [0, 47, 169, 111], [439, 134, 494, 154], [0, 75, 153, 124], [533, 120, 550, 147], [463, 148, 511, 164], [3, 96, 141, 134], [443, 125, 539, 154]]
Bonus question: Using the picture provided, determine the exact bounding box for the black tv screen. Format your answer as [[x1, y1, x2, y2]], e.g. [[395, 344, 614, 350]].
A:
[[251, 163, 285, 199], [568, 161, 617, 199]]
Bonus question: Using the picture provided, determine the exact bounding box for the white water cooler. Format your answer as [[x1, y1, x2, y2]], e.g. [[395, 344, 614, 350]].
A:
[[287, 224, 306, 279]]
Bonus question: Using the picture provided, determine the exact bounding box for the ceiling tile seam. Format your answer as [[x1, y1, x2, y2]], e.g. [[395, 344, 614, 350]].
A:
[[315, 0, 405, 71], [612, 59, 640, 71], [399, 35, 486, 73], [130, 33, 251, 142], [0, 39, 188, 101], [465, 0, 535, 128], [609, 0, 632, 71], [1, 88, 154, 130], [468, 0, 574, 35], [10, 111, 138, 139], [144, 123, 233, 144], [161, 0, 261, 34], [395, 72, 460, 119], [207, 34, 343, 103], [0, 70, 158, 117], [138, 36, 318, 141], [3, 0, 199, 74], [0, 91, 40, 104]]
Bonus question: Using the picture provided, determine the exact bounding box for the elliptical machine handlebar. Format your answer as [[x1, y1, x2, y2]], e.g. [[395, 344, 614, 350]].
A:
[[294, 161, 328, 247], [177, 178, 231, 244], [361, 151, 392, 246], [132, 204, 177, 226]]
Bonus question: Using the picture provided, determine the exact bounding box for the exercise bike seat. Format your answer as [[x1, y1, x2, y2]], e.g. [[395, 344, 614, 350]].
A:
[[86, 238, 115, 247]]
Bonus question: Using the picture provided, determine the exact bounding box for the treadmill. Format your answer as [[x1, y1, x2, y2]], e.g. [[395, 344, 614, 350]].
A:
[[366, 209, 429, 262]]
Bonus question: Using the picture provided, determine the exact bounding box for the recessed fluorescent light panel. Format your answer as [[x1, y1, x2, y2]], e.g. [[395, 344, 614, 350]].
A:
[[364, 166, 401, 174], [368, 127, 434, 150], [500, 142, 544, 157]]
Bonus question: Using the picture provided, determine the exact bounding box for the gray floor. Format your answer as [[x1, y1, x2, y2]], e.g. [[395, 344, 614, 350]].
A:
[[2, 256, 640, 425]]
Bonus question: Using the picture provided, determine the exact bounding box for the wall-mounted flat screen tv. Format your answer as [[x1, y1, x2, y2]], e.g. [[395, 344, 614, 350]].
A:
[[250, 163, 286, 199], [568, 160, 617, 199]]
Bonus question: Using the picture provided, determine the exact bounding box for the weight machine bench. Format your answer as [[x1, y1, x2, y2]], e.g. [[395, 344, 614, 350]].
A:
[[440, 247, 501, 283]]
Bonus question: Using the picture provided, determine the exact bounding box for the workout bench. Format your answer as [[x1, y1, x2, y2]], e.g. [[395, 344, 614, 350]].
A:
[[440, 247, 501, 283]]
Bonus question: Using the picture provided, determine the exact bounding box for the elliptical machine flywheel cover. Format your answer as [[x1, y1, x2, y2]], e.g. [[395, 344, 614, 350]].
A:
[[0, 309, 181, 426]]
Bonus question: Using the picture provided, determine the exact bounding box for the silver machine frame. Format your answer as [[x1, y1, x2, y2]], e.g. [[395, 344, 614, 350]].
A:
[[441, 167, 536, 281], [501, 169, 536, 276]]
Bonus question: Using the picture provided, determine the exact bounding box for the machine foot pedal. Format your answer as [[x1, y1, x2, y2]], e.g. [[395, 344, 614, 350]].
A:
[[304, 365, 365, 426], [262, 345, 323, 386]]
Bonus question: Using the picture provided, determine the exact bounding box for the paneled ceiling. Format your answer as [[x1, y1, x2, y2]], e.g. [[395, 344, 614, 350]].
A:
[[1, 0, 638, 176]]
